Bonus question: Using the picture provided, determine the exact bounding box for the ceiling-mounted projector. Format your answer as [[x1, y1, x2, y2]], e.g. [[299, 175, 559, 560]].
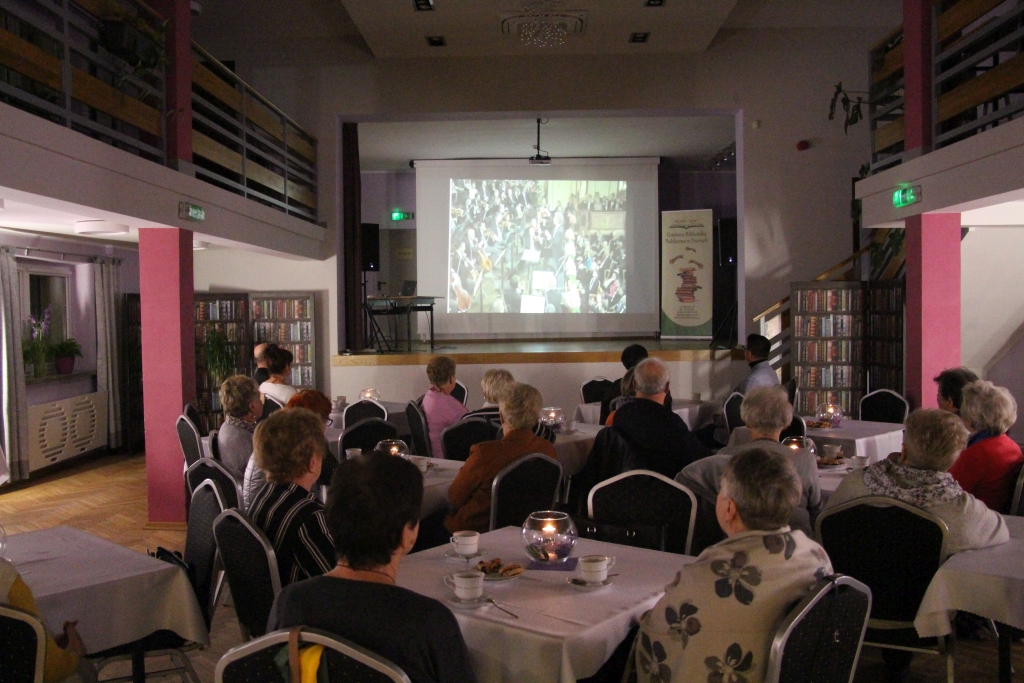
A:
[[529, 154, 551, 165]]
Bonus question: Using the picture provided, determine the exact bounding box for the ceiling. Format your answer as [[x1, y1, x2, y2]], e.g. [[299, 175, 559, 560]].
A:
[[359, 115, 737, 171]]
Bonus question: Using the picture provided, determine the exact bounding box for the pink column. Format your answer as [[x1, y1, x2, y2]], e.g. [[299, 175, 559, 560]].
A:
[[904, 214, 961, 409], [903, 0, 933, 152], [139, 228, 195, 523], [151, 0, 192, 165]]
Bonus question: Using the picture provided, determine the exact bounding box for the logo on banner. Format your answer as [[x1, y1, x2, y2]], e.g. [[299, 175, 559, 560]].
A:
[[661, 210, 713, 339]]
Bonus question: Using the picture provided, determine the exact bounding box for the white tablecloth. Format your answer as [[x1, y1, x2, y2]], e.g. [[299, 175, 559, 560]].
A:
[[574, 401, 718, 432], [330, 400, 411, 434], [422, 458, 463, 519], [6, 526, 209, 652], [400, 526, 691, 683], [728, 420, 904, 463], [553, 423, 602, 477]]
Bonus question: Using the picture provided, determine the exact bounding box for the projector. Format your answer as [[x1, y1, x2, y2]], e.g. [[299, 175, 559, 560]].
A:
[[529, 154, 551, 165]]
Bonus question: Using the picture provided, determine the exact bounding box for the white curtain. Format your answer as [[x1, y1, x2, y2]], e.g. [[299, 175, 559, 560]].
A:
[[0, 248, 28, 483], [94, 258, 122, 449]]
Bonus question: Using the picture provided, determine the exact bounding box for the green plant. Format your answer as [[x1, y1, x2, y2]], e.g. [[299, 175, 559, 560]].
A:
[[97, 12, 168, 95], [828, 82, 868, 133], [52, 338, 83, 358], [202, 330, 235, 384]]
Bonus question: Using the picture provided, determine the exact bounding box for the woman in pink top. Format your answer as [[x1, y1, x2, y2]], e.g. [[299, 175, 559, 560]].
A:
[[422, 356, 468, 458]]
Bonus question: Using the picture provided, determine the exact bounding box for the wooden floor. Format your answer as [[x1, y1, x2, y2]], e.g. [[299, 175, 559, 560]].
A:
[[1, 453, 1021, 682]]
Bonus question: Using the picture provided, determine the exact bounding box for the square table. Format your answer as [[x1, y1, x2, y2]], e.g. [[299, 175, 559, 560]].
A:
[[399, 526, 691, 683], [5, 526, 209, 653]]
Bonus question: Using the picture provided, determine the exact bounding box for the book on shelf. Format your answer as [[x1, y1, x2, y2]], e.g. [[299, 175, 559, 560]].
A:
[[794, 287, 864, 313], [252, 298, 313, 320], [795, 339, 864, 364]]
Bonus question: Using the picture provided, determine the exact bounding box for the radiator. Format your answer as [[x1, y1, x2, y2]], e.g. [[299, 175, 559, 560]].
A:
[[28, 391, 109, 471]]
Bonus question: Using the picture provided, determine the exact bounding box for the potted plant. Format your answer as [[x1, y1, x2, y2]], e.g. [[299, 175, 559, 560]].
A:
[[202, 329, 236, 389], [52, 338, 83, 375], [22, 307, 52, 378]]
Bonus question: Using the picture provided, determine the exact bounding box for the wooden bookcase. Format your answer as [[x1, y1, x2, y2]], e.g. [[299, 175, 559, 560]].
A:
[[249, 291, 318, 390], [866, 281, 904, 395], [194, 293, 251, 433]]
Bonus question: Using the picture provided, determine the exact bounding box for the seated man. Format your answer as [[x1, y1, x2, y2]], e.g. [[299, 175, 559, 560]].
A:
[[612, 357, 709, 478], [253, 342, 272, 386], [934, 366, 979, 415], [215, 375, 262, 482], [633, 448, 833, 683], [953, 380, 1023, 512], [248, 408, 336, 586], [422, 356, 468, 458], [269, 454, 477, 683], [735, 333, 780, 394]]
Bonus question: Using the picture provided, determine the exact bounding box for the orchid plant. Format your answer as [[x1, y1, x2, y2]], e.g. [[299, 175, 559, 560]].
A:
[[23, 305, 53, 369]]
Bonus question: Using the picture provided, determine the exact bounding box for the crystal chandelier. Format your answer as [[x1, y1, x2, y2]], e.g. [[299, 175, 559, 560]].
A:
[[501, 0, 585, 48]]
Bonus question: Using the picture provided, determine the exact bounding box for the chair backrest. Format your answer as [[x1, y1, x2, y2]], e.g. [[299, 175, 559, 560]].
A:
[[569, 427, 641, 513], [260, 395, 284, 422], [765, 575, 872, 683], [779, 415, 807, 441], [343, 399, 388, 427], [176, 415, 205, 468], [209, 429, 222, 461], [184, 402, 206, 436], [451, 380, 468, 406], [405, 401, 431, 457], [186, 480, 225, 629], [1010, 460, 1024, 516], [859, 389, 909, 424], [186, 457, 243, 511], [609, 395, 633, 413], [581, 377, 615, 404], [215, 627, 412, 683], [213, 509, 282, 641], [441, 419, 498, 462], [0, 604, 46, 683], [816, 497, 947, 627], [724, 392, 745, 433], [587, 470, 698, 555], [490, 454, 563, 531], [785, 377, 798, 405], [342, 418, 399, 455]]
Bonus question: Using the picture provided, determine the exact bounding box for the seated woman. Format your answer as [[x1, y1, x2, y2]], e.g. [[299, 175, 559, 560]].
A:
[[268, 454, 477, 683], [949, 380, 1023, 512], [247, 408, 336, 586], [826, 408, 1008, 556], [463, 369, 555, 442], [258, 345, 297, 407], [632, 448, 832, 683], [422, 356, 467, 458], [216, 375, 262, 482], [445, 383, 556, 533], [604, 367, 637, 426]]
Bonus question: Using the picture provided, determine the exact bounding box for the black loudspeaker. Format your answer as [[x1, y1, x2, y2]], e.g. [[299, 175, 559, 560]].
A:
[[361, 223, 380, 272], [712, 218, 738, 347]]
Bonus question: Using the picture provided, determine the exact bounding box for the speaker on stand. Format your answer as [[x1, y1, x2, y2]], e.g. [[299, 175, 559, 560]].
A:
[[710, 217, 738, 349], [360, 224, 387, 350]]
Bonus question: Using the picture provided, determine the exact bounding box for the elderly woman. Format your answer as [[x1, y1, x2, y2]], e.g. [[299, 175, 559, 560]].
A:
[[268, 454, 476, 683], [677, 386, 821, 537], [247, 408, 336, 586], [934, 366, 979, 414], [633, 448, 832, 683], [825, 409, 1008, 556], [462, 369, 555, 442], [259, 345, 297, 406], [215, 375, 262, 482], [949, 380, 1023, 512], [422, 356, 467, 458]]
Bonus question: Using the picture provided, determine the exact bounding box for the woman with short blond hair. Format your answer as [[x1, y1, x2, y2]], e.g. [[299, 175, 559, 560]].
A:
[[216, 375, 262, 482]]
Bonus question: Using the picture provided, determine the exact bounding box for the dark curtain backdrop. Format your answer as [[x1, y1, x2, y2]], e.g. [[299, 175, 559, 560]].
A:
[[340, 122, 363, 351]]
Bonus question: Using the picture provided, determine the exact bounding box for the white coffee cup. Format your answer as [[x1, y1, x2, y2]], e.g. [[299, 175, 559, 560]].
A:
[[565, 420, 578, 433], [578, 554, 616, 584], [408, 455, 429, 473], [444, 570, 485, 600], [450, 530, 480, 556], [824, 444, 842, 459], [851, 454, 870, 470], [345, 448, 362, 460]]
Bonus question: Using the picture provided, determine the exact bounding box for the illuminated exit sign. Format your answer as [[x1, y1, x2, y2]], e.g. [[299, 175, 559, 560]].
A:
[[391, 211, 415, 221], [892, 185, 921, 208]]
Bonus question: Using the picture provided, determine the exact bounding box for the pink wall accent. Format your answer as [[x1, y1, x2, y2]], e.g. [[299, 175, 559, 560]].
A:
[[903, 0, 933, 151], [904, 214, 961, 409], [151, 0, 192, 163], [139, 228, 195, 522]]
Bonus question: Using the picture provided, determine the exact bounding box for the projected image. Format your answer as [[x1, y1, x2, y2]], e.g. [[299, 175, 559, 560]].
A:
[[448, 179, 628, 314]]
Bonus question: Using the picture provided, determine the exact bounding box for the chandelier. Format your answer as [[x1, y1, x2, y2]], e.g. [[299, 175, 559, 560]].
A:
[[501, 0, 586, 48]]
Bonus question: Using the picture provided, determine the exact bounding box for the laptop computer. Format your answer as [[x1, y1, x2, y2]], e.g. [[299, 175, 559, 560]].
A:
[[399, 280, 417, 296]]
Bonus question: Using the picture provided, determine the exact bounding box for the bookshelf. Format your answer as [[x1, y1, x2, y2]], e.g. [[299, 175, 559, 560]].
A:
[[194, 293, 251, 432], [866, 282, 904, 395], [250, 291, 318, 390]]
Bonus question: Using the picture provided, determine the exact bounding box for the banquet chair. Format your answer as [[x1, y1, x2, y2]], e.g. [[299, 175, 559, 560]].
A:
[[587, 470, 697, 555], [208, 429, 222, 461], [581, 377, 615, 404], [213, 509, 282, 641], [568, 427, 639, 514], [260, 395, 283, 422], [215, 627, 411, 683], [451, 379, 469, 406], [490, 454, 563, 530], [406, 401, 432, 457], [608, 395, 633, 414], [1009, 461, 1024, 516], [441, 419, 499, 462], [785, 377, 798, 405], [724, 392, 745, 433], [186, 457, 243, 511], [342, 418, 399, 456], [816, 497, 954, 683], [859, 389, 909, 424], [343, 399, 388, 428], [184, 402, 206, 437], [0, 603, 46, 683], [176, 415, 204, 469], [779, 415, 807, 441], [764, 575, 872, 683]]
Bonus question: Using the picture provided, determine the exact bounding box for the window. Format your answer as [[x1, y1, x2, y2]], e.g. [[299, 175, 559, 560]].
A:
[[19, 264, 70, 342]]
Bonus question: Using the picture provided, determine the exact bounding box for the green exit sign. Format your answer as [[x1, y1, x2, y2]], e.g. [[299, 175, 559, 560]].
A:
[[178, 201, 205, 222], [391, 211, 415, 221], [892, 185, 921, 208]]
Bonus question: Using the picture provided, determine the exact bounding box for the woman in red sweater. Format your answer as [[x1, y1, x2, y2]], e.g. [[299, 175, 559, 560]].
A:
[[949, 380, 1023, 513]]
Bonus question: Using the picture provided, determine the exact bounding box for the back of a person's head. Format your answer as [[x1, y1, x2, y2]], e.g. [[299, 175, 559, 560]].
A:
[[254, 343, 270, 361], [427, 356, 456, 387], [481, 369, 516, 404], [621, 344, 649, 370], [721, 448, 800, 531], [286, 390, 332, 422], [933, 366, 979, 410], [746, 334, 771, 360], [326, 454, 423, 570], [500, 383, 543, 431], [960, 380, 1017, 435], [633, 357, 669, 396], [620, 367, 637, 397], [264, 345, 294, 375], [740, 386, 793, 433], [254, 408, 328, 484], [903, 408, 969, 472], [219, 375, 259, 418]]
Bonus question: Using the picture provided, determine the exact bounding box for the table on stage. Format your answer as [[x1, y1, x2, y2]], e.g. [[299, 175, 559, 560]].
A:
[[364, 295, 438, 352]]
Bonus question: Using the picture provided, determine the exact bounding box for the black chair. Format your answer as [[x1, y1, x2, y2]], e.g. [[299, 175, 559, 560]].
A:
[[215, 627, 411, 683], [441, 419, 498, 462], [213, 509, 282, 641], [1009, 460, 1024, 516], [765, 575, 872, 683], [406, 401, 431, 457], [208, 429, 222, 461], [816, 497, 954, 683], [785, 377, 798, 405], [581, 377, 615, 404], [451, 380, 468, 406], [779, 415, 807, 441], [859, 389, 909, 424], [343, 399, 388, 428], [586, 470, 697, 554], [260, 395, 283, 421], [490, 454, 563, 530], [608, 395, 633, 413], [568, 427, 640, 514], [184, 402, 206, 437], [342, 418, 399, 455], [176, 415, 204, 469], [0, 603, 46, 683], [186, 457, 243, 511], [724, 392, 745, 433]]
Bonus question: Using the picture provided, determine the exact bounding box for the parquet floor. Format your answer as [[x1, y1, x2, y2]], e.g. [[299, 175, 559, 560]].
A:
[[1, 453, 1021, 682]]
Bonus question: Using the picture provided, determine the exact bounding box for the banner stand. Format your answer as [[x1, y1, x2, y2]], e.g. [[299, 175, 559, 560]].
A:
[[660, 209, 714, 340]]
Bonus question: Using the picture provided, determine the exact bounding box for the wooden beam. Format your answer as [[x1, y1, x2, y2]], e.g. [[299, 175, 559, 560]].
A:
[[873, 116, 905, 152], [937, 0, 1005, 43], [191, 58, 242, 112], [0, 26, 63, 91], [192, 131, 242, 173], [244, 95, 283, 142], [286, 179, 316, 209], [873, 43, 904, 84], [245, 159, 284, 194], [937, 50, 1024, 123], [286, 125, 316, 163], [71, 68, 162, 136]]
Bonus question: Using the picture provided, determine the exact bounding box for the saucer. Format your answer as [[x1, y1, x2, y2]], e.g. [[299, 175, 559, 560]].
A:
[[567, 577, 613, 591], [484, 571, 522, 582], [445, 548, 486, 562], [447, 592, 492, 609]]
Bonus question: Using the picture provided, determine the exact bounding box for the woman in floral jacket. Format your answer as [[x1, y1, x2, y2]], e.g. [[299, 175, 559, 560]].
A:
[[631, 448, 832, 683]]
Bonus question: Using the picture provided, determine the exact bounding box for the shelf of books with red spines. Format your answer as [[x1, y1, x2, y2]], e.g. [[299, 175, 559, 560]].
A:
[[250, 291, 318, 391], [793, 287, 865, 313], [794, 339, 864, 364], [791, 314, 864, 339], [799, 389, 863, 417]]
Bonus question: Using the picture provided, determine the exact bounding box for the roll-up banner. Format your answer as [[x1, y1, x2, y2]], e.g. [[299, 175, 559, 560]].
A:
[[661, 209, 714, 339]]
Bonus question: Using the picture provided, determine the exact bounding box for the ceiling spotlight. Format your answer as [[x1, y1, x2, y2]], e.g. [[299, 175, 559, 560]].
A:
[[529, 118, 552, 165], [413, 0, 434, 9], [645, 0, 665, 6], [629, 32, 650, 43], [192, 240, 209, 251], [426, 35, 446, 47], [74, 220, 129, 235]]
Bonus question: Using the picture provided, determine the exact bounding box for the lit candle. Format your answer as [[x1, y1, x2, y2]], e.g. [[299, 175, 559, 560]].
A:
[[788, 442, 800, 449], [542, 523, 557, 535], [390, 445, 399, 455]]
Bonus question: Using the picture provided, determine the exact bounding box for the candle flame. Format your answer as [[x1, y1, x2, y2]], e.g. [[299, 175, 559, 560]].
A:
[[542, 524, 556, 534]]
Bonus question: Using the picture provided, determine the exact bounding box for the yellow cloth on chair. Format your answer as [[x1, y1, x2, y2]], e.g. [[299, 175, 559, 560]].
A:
[[299, 644, 324, 683]]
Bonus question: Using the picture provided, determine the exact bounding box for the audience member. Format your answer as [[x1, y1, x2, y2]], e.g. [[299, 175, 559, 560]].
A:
[[611, 358, 709, 477], [604, 367, 637, 426], [934, 366, 979, 414], [600, 343, 649, 424], [422, 356, 468, 457], [215, 375, 262, 482], [268, 454, 476, 683], [248, 408, 336, 586], [631, 448, 832, 683], [950, 380, 1023, 512], [253, 342, 273, 385], [462, 369, 555, 442], [259, 345, 297, 406], [735, 333, 780, 394]]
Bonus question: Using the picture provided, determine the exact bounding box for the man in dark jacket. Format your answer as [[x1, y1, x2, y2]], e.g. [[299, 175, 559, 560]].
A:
[[599, 343, 650, 424]]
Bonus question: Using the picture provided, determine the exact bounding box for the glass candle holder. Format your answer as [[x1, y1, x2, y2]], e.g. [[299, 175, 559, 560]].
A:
[[539, 407, 566, 432], [522, 511, 577, 563], [816, 403, 844, 427], [360, 389, 381, 401], [374, 439, 410, 457], [781, 436, 819, 457]]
